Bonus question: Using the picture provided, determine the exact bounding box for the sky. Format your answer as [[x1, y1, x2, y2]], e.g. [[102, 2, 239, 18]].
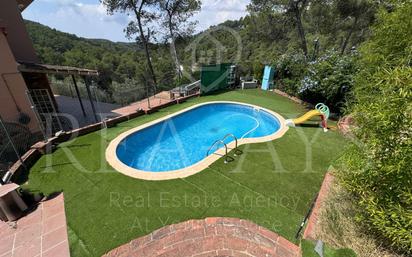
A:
[[22, 0, 250, 42]]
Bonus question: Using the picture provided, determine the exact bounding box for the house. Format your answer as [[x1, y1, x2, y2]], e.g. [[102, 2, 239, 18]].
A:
[[0, 0, 47, 133], [0, 0, 99, 139]]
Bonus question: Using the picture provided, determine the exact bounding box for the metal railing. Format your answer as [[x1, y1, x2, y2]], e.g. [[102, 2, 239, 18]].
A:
[[220, 133, 242, 156], [171, 80, 201, 97], [206, 140, 229, 163], [185, 80, 201, 91], [0, 117, 41, 183], [206, 134, 243, 163]]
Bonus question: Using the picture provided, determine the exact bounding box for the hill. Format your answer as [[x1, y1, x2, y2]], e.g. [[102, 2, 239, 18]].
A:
[[25, 1, 376, 110]]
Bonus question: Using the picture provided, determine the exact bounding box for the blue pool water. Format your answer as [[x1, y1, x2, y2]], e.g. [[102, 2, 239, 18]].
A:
[[116, 103, 281, 172]]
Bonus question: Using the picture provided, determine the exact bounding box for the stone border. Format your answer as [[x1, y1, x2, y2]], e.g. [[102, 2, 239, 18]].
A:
[[105, 101, 289, 181], [303, 172, 335, 240], [103, 217, 301, 257], [273, 89, 311, 107]]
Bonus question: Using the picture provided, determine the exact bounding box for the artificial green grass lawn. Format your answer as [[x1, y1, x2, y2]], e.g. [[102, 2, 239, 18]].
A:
[[26, 89, 347, 256]]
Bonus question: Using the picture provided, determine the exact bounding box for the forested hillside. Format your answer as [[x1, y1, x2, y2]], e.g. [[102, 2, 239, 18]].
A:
[[26, 0, 377, 112], [25, 20, 175, 91]]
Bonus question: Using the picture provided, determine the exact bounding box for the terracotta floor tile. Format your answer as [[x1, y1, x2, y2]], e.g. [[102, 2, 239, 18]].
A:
[[0, 235, 14, 253], [0, 193, 69, 257], [16, 209, 42, 229], [42, 203, 64, 220], [42, 226, 68, 252], [42, 241, 70, 257], [12, 237, 41, 257], [0, 223, 16, 238], [42, 195, 64, 209], [42, 212, 66, 234], [14, 224, 41, 247], [0, 251, 12, 257]]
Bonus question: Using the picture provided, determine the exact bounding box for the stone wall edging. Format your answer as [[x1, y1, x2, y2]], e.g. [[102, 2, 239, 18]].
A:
[[273, 89, 314, 108], [303, 172, 335, 241]]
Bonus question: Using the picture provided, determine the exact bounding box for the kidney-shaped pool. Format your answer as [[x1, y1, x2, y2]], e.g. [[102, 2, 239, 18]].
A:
[[106, 101, 288, 180]]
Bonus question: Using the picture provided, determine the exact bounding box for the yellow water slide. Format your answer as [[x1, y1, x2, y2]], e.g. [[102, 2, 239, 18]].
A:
[[292, 109, 322, 125], [285, 103, 330, 132]]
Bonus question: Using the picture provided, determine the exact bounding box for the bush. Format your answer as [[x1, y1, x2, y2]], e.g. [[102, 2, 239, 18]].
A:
[[274, 51, 357, 115], [338, 3, 412, 254], [339, 67, 412, 253], [275, 53, 307, 95], [299, 50, 358, 114], [111, 79, 148, 105]]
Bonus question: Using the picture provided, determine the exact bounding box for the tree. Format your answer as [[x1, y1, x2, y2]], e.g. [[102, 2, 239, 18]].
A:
[[101, 0, 159, 88], [159, 0, 201, 79], [304, 0, 377, 55], [287, 0, 309, 57], [243, 8, 289, 43], [247, 0, 310, 57], [335, 0, 376, 54]]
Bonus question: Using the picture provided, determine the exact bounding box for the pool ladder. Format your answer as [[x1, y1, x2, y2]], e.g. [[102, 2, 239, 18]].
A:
[[206, 134, 243, 163]]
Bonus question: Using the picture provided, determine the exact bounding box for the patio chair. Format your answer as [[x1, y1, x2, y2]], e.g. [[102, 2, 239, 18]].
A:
[[240, 76, 258, 89]]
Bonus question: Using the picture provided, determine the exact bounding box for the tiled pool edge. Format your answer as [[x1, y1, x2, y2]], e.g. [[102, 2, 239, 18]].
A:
[[105, 101, 289, 181]]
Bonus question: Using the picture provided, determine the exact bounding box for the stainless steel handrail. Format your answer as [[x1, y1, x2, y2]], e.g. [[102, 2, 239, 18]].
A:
[[221, 133, 238, 149], [206, 140, 229, 163], [221, 133, 242, 156]]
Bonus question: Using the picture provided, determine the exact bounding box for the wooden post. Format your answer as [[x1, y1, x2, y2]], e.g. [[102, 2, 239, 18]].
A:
[[83, 77, 98, 123], [71, 75, 86, 117]]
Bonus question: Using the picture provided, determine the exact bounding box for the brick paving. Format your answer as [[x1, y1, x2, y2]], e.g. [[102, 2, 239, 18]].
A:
[[0, 193, 70, 257], [103, 217, 301, 257]]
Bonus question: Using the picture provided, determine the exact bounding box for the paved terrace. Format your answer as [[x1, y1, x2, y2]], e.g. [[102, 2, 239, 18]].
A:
[[56, 91, 195, 125], [0, 193, 70, 257], [112, 91, 177, 115], [103, 217, 301, 257]]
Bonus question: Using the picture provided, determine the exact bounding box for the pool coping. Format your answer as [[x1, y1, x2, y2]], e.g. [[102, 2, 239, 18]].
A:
[[105, 101, 289, 180]]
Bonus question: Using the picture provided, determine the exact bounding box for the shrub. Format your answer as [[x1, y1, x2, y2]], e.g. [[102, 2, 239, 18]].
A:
[[111, 79, 148, 105], [298, 50, 358, 114], [275, 53, 307, 95], [339, 67, 412, 253], [274, 51, 357, 115], [338, 2, 412, 254]]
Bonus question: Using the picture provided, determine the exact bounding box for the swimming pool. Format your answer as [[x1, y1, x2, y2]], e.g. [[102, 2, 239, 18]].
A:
[[106, 101, 288, 180]]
